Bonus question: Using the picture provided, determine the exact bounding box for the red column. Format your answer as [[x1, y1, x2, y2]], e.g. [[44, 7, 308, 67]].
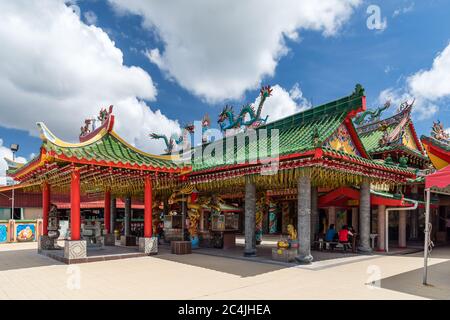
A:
[[104, 190, 111, 234], [70, 168, 81, 241], [144, 176, 153, 238], [42, 182, 50, 236]]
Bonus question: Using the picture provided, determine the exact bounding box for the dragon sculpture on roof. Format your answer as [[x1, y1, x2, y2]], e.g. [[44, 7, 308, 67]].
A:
[[354, 100, 391, 126], [150, 114, 211, 153], [218, 85, 272, 132], [431, 120, 449, 143]]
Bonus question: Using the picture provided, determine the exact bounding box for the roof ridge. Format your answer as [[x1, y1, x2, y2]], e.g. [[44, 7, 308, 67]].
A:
[[37, 122, 108, 148], [36, 122, 180, 162], [261, 85, 365, 131], [190, 85, 365, 153], [356, 104, 411, 132]]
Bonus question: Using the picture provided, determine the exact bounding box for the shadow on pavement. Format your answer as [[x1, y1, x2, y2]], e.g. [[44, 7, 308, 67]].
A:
[[0, 249, 64, 271], [381, 260, 450, 300], [154, 247, 287, 277]]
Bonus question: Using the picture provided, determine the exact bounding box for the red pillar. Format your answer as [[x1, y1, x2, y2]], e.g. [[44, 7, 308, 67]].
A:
[[144, 176, 153, 238], [70, 168, 81, 241], [104, 190, 111, 234], [42, 182, 50, 236]]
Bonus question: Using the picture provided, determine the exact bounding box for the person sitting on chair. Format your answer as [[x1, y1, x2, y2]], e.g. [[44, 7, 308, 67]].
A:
[[325, 224, 337, 250], [338, 225, 353, 251]]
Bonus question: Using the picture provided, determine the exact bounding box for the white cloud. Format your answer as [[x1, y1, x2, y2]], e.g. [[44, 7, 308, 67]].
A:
[[393, 2, 415, 18], [0, 139, 27, 186], [378, 88, 437, 121], [255, 83, 311, 123], [384, 65, 392, 74], [84, 10, 98, 25], [407, 43, 450, 101], [378, 42, 450, 120], [0, 0, 181, 154], [109, 0, 361, 102]]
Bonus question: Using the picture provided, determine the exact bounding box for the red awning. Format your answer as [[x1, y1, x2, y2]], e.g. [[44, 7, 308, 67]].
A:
[[426, 165, 450, 189]]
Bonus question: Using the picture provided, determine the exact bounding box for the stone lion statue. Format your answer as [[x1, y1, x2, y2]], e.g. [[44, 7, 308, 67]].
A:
[[287, 224, 297, 240]]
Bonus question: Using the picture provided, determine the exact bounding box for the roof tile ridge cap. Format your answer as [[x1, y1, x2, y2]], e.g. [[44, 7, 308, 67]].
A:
[[36, 122, 106, 148]]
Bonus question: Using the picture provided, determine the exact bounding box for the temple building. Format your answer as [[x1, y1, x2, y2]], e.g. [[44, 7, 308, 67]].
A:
[[2, 84, 447, 263], [355, 100, 432, 250], [421, 121, 450, 246]]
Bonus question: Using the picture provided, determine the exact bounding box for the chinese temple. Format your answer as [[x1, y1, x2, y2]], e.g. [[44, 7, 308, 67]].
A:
[[4, 84, 448, 264], [421, 120, 450, 245]]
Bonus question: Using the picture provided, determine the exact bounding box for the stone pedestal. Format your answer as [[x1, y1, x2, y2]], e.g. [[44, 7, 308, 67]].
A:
[[103, 234, 116, 246], [38, 235, 57, 251], [121, 235, 137, 246], [139, 237, 158, 255], [64, 240, 87, 259], [272, 248, 297, 263]]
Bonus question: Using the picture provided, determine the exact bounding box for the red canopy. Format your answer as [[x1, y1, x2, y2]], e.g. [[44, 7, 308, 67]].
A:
[[426, 165, 450, 189]]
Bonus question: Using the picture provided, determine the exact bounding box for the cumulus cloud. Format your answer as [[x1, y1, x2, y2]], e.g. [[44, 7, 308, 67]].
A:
[[0, 0, 181, 154], [255, 83, 311, 123], [0, 139, 27, 186], [378, 42, 450, 120], [84, 10, 98, 25], [407, 43, 450, 100], [109, 0, 361, 102]]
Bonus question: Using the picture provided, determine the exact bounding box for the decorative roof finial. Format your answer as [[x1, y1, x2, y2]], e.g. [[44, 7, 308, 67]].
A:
[[352, 84, 365, 98], [431, 120, 449, 142]]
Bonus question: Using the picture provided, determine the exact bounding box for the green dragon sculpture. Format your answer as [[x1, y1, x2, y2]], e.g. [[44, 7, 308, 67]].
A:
[[218, 85, 273, 131], [150, 114, 211, 153], [354, 100, 391, 126]]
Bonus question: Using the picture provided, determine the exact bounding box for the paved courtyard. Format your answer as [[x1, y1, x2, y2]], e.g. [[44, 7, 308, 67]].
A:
[[0, 242, 449, 300]]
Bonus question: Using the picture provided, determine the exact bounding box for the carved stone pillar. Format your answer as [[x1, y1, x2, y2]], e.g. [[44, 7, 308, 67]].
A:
[[358, 178, 372, 253], [295, 175, 313, 264], [310, 186, 319, 242], [244, 178, 256, 257]]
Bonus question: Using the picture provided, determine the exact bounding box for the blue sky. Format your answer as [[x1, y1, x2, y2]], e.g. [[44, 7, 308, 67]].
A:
[[0, 0, 449, 164]]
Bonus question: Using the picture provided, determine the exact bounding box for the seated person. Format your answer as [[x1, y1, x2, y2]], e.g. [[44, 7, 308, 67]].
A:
[[325, 224, 337, 241], [348, 226, 356, 244], [338, 225, 354, 251], [325, 224, 337, 250]]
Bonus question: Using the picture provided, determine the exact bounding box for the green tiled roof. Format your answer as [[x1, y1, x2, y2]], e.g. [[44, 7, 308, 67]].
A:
[[43, 131, 181, 170], [190, 86, 379, 173], [357, 109, 428, 161]]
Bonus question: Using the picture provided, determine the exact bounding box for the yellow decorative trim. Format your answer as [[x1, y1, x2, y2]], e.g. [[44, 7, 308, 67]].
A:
[[423, 144, 449, 170], [3, 157, 25, 169], [402, 126, 419, 151], [37, 122, 108, 148], [13, 153, 47, 179], [110, 131, 181, 161], [0, 181, 41, 192]]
